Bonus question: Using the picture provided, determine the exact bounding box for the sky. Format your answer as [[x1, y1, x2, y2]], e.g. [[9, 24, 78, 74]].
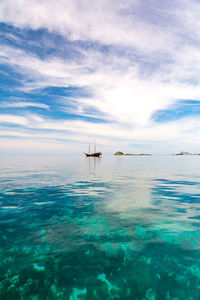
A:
[[1, 0, 200, 154]]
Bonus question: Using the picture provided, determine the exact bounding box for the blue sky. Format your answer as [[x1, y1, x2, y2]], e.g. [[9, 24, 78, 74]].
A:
[[1, 0, 200, 154]]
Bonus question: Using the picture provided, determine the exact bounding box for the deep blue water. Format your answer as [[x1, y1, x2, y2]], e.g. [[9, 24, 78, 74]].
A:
[[0, 155, 200, 299]]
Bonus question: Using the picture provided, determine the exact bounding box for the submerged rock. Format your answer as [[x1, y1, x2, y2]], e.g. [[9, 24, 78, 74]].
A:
[[69, 287, 87, 300], [98, 273, 119, 294], [33, 263, 45, 272]]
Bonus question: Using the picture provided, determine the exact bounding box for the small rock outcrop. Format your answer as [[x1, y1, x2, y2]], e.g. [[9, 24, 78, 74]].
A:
[[176, 151, 191, 155], [114, 151, 124, 155]]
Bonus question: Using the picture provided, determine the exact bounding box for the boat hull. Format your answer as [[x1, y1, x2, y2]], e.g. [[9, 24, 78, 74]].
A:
[[84, 152, 102, 157]]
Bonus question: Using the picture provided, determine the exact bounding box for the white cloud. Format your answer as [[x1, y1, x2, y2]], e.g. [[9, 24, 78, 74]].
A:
[[1, 105, 200, 154], [0, 101, 49, 110], [1, 43, 200, 126], [0, 0, 176, 54], [1, 0, 200, 152], [0, 114, 28, 125]]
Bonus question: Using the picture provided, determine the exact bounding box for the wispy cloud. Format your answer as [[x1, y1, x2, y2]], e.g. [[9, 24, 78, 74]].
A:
[[0, 101, 49, 110], [1, 0, 200, 153], [0, 114, 28, 125]]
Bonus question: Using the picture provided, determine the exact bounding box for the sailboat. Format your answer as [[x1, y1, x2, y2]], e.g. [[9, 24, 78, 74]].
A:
[[84, 139, 102, 157]]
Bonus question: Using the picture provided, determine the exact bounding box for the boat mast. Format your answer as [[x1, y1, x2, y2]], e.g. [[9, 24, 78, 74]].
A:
[[94, 139, 96, 153], [89, 138, 91, 154]]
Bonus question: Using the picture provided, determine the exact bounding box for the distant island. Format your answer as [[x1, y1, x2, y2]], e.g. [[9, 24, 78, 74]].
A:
[[114, 151, 151, 156], [176, 151, 191, 155], [175, 151, 200, 155]]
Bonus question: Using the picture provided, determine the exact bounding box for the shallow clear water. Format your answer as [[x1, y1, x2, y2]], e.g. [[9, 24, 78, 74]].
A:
[[0, 155, 200, 299]]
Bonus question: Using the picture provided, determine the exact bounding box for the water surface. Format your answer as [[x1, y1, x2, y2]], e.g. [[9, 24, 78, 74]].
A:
[[0, 155, 200, 299]]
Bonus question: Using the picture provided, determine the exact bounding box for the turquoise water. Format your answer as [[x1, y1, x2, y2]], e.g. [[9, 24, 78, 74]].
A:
[[0, 155, 200, 299]]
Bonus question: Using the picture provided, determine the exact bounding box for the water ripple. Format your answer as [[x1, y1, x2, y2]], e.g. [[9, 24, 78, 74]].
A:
[[0, 156, 200, 299]]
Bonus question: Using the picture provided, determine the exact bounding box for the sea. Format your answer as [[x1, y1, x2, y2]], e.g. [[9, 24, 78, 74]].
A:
[[0, 154, 200, 300]]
